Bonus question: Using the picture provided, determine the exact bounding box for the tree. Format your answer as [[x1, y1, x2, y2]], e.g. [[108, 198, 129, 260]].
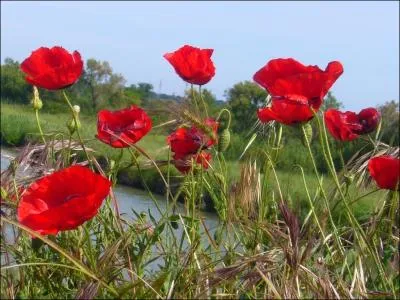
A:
[[0, 58, 31, 104], [184, 88, 221, 117], [321, 91, 343, 111], [124, 82, 154, 105], [82, 59, 126, 111], [377, 100, 399, 145], [225, 81, 268, 133]]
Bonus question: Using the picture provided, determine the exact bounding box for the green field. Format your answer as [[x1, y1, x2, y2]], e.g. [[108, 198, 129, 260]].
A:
[[1, 102, 385, 220]]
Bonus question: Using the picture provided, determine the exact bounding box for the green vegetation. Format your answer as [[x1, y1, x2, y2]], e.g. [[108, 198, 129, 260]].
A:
[[1, 56, 399, 299], [0, 102, 385, 218]]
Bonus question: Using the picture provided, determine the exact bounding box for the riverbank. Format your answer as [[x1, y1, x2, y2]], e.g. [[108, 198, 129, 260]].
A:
[[1, 103, 383, 218]]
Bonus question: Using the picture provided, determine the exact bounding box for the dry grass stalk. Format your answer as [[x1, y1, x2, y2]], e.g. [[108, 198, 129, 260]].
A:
[[228, 160, 260, 222]]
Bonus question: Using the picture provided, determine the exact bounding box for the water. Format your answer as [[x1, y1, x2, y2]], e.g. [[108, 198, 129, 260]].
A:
[[1, 148, 218, 225], [1, 148, 220, 271]]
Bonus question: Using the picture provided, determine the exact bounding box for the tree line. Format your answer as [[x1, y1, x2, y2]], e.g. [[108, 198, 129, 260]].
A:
[[1, 57, 398, 146]]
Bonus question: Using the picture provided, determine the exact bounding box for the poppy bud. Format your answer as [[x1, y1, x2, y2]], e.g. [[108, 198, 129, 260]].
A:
[[218, 129, 230, 152], [301, 123, 313, 147], [67, 119, 81, 134], [344, 173, 354, 186], [67, 105, 81, 134], [72, 105, 80, 115], [31, 86, 43, 110]]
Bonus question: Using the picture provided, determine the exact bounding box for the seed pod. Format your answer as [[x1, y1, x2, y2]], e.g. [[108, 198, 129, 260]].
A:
[[301, 123, 313, 147], [218, 129, 230, 152]]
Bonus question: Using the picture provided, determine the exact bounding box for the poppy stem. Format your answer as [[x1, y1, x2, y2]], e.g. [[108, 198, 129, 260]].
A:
[[190, 84, 201, 117], [34, 109, 46, 144], [216, 108, 232, 129], [198, 85, 209, 118], [315, 114, 393, 292], [62, 91, 92, 166], [301, 124, 346, 258], [338, 142, 345, 170]]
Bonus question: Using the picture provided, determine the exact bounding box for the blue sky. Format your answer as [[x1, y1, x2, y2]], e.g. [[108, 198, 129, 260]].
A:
[[1, 1, 399, 110]]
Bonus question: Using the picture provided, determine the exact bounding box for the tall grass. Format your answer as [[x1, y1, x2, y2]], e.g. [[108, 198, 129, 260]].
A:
[[1, 100, 399, 299]]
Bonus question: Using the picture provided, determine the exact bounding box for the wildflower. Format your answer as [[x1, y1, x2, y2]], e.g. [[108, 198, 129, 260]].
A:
[[368, 155, 399, 190], [167, 118, 218, 158], [173, 151, 212, 174], [96, 105, 152, 148], [21, 46, 83, 90], [254, 58, 343, 125], [164, 45, 215, 85], [17, 165, 111, 235], [324, 108, 380, 141]]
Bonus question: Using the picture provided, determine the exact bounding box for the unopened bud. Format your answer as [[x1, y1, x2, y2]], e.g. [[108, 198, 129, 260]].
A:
[[72, 105, 80, 115], [218, 129, 231, 152], [67, 105, 81, 134], [344, 173, 354, 186], [67, 118, 81, 135], [31, 86, 43, 110]]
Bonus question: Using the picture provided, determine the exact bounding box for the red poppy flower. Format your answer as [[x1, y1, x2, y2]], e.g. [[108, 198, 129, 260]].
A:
[[173, 151, 212, 174], [254, 58, 343, 125], [258, 99, 318, 125], [324, 108, 380, 141], [17, 165, 111, 235], [167, 118, 218, 158], [368, 155, 399, 190], [21, 46, 83, 90], [96, 105, 152, 148], [358, 108, 381, 134], [164, 45, 215, 85]]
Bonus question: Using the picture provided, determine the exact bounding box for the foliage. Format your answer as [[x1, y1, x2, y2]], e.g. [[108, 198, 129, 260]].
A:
[[321, 91, 343, 110], [0, 58, 31, 104], [184, 87, 224, 117], [225, 81, 268, 133], [378, 100, 399, 145], [81, 59, 127, 111], [1, 54, 399, 299]]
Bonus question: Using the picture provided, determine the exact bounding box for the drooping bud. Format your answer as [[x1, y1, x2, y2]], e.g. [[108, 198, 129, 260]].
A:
[[217, 128, 231, 152], [31, 86, 43, 110]]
